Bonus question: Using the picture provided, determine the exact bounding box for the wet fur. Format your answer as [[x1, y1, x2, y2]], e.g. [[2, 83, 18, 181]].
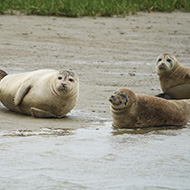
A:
[[110, 88, 190, 128]]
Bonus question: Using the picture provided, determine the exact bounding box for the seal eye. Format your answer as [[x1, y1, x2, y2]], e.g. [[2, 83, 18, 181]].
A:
[[119, 94, 126, 99], [125, 99, 128, 105], [68, 78, 74, 82], [58, 77, 62, 80], [167, 58, 173, 68], [157, 58, 162, 62]]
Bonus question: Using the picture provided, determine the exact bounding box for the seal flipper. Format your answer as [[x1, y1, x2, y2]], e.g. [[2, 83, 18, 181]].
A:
[[0, 69, 8, 80], [31, 107, 57, 118], [155, 93, 173, 100], [184, 73, 190, 80], [14, 83, 32, 106]]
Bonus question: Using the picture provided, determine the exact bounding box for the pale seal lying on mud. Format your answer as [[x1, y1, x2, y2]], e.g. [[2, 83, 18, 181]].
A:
[[156, 53, 190, 99], [109, 88, 190, 128], [0, 69, 79, 118]]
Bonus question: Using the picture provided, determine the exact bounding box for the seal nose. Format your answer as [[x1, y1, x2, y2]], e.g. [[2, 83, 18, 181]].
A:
[[62, 83, 66, 87], [159, 62, 166, 70], [109, 95, 115, 102]]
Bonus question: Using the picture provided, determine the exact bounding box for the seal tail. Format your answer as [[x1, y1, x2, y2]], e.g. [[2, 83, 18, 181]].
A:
[[0, 70, 8, 81], [180, 99, 190, 120]]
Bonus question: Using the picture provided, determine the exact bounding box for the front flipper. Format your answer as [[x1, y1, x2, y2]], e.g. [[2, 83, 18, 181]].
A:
[[184, 73, 190, 80], [31, 107, 57, 118], [14, 82, 32, 106]]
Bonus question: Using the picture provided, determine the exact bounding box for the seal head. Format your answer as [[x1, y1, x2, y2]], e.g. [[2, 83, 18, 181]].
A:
[[51, 70, 79, 97], [156, 53, 178, 76], [109, 88, 136, 111]]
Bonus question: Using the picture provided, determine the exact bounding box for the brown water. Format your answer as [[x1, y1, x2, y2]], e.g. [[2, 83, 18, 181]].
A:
[[0, 122, 190, 190]]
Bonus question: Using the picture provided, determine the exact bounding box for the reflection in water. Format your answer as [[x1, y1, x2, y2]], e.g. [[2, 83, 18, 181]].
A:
[[112, 125, 185, 135], [0, 128, 74, 137], [0, 122, 190, 189]]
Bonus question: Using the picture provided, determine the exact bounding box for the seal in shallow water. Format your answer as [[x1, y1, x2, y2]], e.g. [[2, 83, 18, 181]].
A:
[[156, 53, 190, 99], [109, 88, 190, 128], [0, 69, 79, 118]]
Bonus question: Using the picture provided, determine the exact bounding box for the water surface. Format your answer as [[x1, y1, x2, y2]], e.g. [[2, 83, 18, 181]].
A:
[[0, 123, 190, 190]]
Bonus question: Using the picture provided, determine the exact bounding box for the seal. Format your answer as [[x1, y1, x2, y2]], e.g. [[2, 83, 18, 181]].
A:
[[0, 69, 7, 80], [156, 53, 190, 99], [0, 69, 79, 118], [109, 88, 190, 128]]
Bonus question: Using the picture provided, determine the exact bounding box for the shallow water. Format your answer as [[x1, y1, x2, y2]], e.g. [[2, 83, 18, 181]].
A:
[[0, 123, 190, 190]]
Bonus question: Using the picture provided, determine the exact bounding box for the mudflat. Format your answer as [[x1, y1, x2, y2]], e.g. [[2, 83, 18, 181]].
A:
[[0, 12, 190, 130]]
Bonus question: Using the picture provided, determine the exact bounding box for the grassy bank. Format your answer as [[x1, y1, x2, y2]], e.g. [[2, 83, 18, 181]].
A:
[[0, 0, 190, 17]]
